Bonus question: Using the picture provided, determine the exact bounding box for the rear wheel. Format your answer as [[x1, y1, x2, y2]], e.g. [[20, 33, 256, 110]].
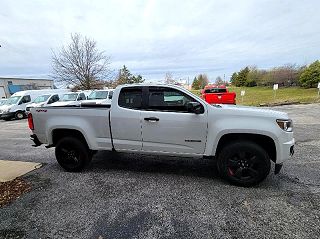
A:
[[15, 111, 25, 120], [217, 141, 271, 187], [55, 137, 92, 172]]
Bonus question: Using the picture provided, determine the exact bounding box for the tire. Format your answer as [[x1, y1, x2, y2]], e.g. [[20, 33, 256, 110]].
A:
[[15, 111, 25, 120], [55, 137, 92, 172], [217, 141, 271, 187]]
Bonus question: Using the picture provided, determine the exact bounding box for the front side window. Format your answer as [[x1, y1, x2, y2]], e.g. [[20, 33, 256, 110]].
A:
[[108, 91, 113, 99], [48, 95, 59, 104], [118, 87, 142, 109], [147, 87, 198, 113], [20, 95, 31, 104], [78, 93, 86, 100]]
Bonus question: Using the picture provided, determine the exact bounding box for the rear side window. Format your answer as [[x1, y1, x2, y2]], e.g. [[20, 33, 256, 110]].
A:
[[118, 87, 142, 109]]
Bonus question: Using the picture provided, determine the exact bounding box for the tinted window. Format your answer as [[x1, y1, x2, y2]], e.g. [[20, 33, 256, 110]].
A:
[[118, 87, 142, 109], [20, 95, 31, 104], [204, 88, 227, 93], [148, 87, 196, 112], [108, 91, 113, 99], [48, 94, 59, 104], [78, 93, 86, 100]]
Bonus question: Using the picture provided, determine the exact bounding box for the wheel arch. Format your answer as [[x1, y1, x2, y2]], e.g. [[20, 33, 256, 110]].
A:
[[215, 133, 277, 163], [51, 128, 89, 149]]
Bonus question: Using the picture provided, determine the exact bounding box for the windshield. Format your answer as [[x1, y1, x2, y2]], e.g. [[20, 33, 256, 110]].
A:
[[88, 91, 108, 100], [5, 96, 21, 105], [33, 95, 51, 103], [61, 93, 78, 101]]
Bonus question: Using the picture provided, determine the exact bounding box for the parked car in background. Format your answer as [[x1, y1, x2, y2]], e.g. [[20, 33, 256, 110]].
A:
[[26, 90, 69, 112], [0, 99, 7, 106], [29, 84, 294, 187], [0, 89, 64, 120], [50, 92, 87, 107], [201, 84, 236, 105], [81, 89, 114, 105]]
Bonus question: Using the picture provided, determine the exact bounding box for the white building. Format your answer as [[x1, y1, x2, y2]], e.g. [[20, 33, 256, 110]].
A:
[[0, 77, 54, 98]]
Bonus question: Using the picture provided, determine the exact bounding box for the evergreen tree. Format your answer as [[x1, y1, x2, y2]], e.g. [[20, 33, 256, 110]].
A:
[[192, 77, 199, 90], [115, 65, 145, 86], [230, 72, 238, 85], [236, 67, 250, 86]]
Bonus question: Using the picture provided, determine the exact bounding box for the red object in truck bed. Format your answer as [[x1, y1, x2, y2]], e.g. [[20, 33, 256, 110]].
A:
[[201, 85, 236, 105]]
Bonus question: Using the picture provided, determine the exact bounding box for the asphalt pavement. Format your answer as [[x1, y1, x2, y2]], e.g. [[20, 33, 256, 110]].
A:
[[0, 104, 319, 239]]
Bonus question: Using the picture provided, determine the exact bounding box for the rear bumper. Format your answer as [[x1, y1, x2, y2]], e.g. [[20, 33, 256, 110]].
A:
[[30, 134, 42, 147]]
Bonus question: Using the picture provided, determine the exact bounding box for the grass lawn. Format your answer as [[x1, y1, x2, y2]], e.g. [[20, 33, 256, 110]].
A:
[[190, 87, 320, 106]]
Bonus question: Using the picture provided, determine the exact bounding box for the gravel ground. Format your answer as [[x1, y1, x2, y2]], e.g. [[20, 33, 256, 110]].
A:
[[0, 104, 319, 239]]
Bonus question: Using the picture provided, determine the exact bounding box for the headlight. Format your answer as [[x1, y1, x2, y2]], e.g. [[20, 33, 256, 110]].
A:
[[276, 119, 293, 132], [2, 107, 10, 113]]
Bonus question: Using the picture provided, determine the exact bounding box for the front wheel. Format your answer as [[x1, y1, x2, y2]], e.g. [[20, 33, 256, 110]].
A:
[[217, 141, 271, 187], [55, 137, 92, 172], [15, 111, 25, 120]]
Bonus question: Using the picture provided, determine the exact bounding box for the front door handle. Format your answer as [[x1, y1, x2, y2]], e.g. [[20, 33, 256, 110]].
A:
[[144, 117, 159, 122]]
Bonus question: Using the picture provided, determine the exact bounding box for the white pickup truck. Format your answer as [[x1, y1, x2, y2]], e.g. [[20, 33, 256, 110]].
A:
[[29, 84, 294, 186]]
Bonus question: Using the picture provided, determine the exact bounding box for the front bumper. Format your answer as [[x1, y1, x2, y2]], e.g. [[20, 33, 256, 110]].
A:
[[0, 112, 15, 119]]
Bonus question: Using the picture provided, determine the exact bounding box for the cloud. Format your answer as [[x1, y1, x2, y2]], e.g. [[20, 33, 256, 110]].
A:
[[0, 0, 319, 82]]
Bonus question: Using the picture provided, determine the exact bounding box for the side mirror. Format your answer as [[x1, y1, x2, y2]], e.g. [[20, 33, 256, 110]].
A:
[[186, 102, 204, 114]]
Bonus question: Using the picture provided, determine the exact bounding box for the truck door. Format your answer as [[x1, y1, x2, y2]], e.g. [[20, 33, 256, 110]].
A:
[[141, 86, 208, 155], [110, 87, 143, 151]]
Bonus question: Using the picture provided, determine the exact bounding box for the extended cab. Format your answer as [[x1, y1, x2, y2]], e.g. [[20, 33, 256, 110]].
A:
[[201, 85, 236, 105], [29, 84, 295, 186]]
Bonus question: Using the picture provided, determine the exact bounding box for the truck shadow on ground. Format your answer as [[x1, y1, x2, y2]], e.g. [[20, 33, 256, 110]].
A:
[[90, 151, 220, 180]]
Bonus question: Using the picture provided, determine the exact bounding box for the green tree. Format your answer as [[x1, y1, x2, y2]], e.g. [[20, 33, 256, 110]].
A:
[[192, 77, 199, 90], [245, 66, 258, 87], [230, 72, 238, 85], [236, 67, 250, 87], [115, 65, 145, 86], [299, 60, 320, 88]]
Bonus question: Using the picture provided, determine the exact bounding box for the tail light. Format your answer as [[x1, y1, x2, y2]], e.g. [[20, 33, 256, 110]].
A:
[[28, 113, 34, 130]]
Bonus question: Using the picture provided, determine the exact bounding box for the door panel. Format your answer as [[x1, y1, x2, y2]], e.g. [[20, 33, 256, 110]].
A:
[[142, 111, 207, 154], [141, 86, 208, 155]]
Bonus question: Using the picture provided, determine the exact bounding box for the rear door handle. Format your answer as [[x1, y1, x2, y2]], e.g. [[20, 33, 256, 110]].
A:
[[144, 117, 159, 122]]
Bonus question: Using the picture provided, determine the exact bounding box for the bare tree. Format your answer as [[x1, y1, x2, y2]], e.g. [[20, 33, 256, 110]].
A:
[[164, 72, 177, 84], [52, 33, 112, 90]]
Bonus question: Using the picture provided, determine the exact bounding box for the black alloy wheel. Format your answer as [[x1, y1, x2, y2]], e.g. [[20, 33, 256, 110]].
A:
[[217, 141, 271, 187], [55, 137, 92, 172]]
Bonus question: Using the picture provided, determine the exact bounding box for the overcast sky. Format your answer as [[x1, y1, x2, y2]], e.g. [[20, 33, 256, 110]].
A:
[[1, 0, 319, 82]]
